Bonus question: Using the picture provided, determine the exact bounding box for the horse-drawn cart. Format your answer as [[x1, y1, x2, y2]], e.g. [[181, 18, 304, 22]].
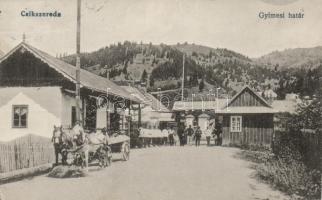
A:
[[53, 126, 130, 169]]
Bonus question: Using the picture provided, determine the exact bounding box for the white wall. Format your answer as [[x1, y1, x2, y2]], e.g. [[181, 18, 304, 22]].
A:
[[0, 87, 62, 141], [96, 105, 107, 129], [185, 117, 194, 127], [198, 117, 209, 131], [61, 92, 83, 128]]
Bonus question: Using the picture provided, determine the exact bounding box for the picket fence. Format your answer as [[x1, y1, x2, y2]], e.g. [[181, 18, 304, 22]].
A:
[[0, 134, 55, 173]]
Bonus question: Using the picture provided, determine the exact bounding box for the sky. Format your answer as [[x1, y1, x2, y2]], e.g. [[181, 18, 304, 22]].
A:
[[0, 0, 321, 58]]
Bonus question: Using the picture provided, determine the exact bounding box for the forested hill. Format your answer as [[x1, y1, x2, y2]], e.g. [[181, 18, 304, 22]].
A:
[[61, 42, 322, 99], [253, 46, 322, 70], [173, 43, 251, 64], [61, 41, 264, 91]]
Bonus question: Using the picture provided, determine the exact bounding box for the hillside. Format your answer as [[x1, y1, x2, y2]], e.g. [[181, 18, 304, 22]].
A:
[[61, 41, 321, 99], [173, 43, 251, 64], [253, 46, 322, 69]]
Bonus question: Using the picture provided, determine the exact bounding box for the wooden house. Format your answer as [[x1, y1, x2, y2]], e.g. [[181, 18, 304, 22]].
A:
[[217, 86, 276, 146], [0, 42, 140, 141]]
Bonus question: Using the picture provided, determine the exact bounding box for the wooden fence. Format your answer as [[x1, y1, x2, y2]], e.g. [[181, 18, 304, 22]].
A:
[[0, 134, 55, 173], [222, 128, 273, 147]]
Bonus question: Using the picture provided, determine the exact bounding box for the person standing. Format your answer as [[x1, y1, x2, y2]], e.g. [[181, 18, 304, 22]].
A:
[[168, 127, 175, 146], [162, 128, 169, 145], [185, 125, 194, 145], [173, 127, 179, 146], [214, 121, 223, 146], [194, 126, 202, 147], [182, 125, 187, 146], [205, 126, 212, 146], [178, 124, 186, 146]]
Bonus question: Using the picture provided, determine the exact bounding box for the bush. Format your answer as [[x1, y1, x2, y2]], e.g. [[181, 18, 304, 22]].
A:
[[238, 150, 274, 164], [240, 143, 271, 152], [239, 146, 321, 200], [256, 157, 321, 199]]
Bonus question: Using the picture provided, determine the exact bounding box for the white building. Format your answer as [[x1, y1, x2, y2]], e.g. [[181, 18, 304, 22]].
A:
[[0, 42, 140, 141]]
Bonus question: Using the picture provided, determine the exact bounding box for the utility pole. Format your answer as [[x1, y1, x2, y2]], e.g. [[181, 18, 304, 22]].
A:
[[181, 54, 185, 101], [76, 0, 81, 124]]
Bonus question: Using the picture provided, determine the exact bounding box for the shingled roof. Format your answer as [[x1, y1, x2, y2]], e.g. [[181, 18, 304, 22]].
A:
[[0, 42, 140, 102]]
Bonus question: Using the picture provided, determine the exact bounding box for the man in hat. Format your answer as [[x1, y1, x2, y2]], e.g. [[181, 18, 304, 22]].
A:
[[194, 126, 202, 147], [185, 125, 194, 145]]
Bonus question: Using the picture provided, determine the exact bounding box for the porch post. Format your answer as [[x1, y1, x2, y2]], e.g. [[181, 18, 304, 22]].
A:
[[128, 100, 131, 136], [138, 103, 141, 128]]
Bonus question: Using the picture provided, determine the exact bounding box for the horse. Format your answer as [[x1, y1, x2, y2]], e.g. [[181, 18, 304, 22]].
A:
[[52, 126, 111, 169]]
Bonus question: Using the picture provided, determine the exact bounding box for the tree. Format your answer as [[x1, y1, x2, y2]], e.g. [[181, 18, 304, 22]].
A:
[[141, 70, 148, 83], [192, 51, 198, 57], [122, 61, 128, 74], [199, 78, 205, 92]]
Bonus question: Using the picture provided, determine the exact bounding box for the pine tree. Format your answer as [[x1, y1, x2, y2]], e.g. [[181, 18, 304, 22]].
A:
[[141, 70, 148, 83], [199, 78, 205, 92]]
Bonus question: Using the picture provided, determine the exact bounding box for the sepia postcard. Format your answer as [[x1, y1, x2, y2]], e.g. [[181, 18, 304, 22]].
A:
[[0, 0, 321, 200]]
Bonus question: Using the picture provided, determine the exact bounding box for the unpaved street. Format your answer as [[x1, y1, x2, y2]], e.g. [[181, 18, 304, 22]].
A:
[[0, 146, 289, 200]]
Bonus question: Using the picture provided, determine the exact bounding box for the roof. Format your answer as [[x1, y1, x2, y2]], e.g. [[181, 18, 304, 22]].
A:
[[218, 86, 276, 114], [271, 100, 298, 114], [226, 86, 271, 108], [172, 99, 227, 111], [0, 42, 140, 102], [121, 86, 170, 112], [216, 106, 277, 114]]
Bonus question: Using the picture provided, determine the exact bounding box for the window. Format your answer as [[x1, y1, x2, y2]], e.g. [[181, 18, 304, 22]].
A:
[[230, 116, 242, 132], [13, 105, 28, 128]]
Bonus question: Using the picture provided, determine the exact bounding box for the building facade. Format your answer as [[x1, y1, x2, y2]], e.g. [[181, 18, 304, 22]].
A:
[[0, 42, 139, 141], [217, 86, 276, 146]]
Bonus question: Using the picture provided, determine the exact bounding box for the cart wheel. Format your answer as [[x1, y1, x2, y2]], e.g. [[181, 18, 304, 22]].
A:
[[122, 142, 130, 161]]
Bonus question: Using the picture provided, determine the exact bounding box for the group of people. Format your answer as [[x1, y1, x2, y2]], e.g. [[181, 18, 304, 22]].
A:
[[161, 122, 222, 147]]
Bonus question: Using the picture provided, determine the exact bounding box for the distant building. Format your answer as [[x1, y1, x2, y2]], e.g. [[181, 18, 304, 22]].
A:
[[263, 89, 277, 100], [285, 93, 299, 101], [173, 86, 276, 146], [133, 53, 154, 65], [121, 86, 174, 130], [172, 100, 227, 132]]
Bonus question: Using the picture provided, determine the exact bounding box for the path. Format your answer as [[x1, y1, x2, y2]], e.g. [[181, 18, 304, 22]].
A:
[[0, 146, 289, 200]]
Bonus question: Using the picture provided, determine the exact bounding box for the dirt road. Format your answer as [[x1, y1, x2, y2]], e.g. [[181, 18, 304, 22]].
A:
[[0, 146, 289, 200]]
